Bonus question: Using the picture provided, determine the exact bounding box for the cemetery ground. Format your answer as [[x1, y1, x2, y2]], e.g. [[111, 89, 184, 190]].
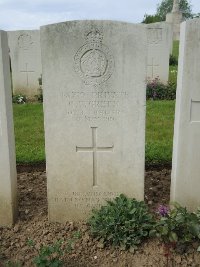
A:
[[0, 40, 196, 266], [1, 100, 200, 266]]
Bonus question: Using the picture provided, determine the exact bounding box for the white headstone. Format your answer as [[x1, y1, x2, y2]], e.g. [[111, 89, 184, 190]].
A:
[[8, 30, 42, 98], [41, 20, 147, 222], [171, 19, 200, 210], [147, 22, 172, 83], [0, 30, 17, 226]]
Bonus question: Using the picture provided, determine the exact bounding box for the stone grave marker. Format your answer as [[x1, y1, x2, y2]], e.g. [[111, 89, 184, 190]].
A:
[[0, 30, 17, 226], [171, 19, 200, 210], [147, 22, 172, 83], [40, 20, 147, 222], [8, 30, 42, 98]]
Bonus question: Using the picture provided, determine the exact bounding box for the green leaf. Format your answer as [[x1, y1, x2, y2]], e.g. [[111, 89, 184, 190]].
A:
[[190, 223, 200, 237], [149, 230, 157, 237], [129, 208, 136, 214], [169, 232, 178, 242], [129, 246, 135, 253], [161, 226, 169, 235]]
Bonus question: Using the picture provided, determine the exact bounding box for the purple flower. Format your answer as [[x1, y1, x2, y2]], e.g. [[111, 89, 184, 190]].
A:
[[157, 205, 169, 217]]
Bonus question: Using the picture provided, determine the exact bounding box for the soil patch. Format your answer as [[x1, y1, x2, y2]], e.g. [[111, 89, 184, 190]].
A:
[[1, 169, 200, 266], [16, 163, 46, 173], [16, 162, 172, 173]]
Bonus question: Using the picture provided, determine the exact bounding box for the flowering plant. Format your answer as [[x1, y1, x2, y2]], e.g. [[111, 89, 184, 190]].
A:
[[157, 205, 169, 217], [146, 78, 176, 100], [12, 94, 27, 104], [150, 203, 200, 252]]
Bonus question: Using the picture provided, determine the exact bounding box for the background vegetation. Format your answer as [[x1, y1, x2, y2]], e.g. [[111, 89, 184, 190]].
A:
[[142, 0, 193, 24], [157, 0, 192, 21]]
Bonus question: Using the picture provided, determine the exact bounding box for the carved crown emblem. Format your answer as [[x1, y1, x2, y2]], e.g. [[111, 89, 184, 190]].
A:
[[85, 28, 103, 43], [74, 27, 115, 86]]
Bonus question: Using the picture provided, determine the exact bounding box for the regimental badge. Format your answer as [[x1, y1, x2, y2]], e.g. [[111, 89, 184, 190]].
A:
[[74, 28, 114, 86], [18, 34, 33, 50]]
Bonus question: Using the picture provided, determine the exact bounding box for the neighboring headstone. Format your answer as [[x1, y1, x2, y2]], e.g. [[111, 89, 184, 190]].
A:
[[166, 0, 183, 40], [0, 30, 17, 226], [171, 19, 200, 210], [8, 30, 42, 98], [147, 22, 172, 83], [41, 20, 147, 222]]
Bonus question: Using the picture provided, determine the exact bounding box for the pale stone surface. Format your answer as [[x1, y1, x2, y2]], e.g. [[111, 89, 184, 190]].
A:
[[172, 0, 179, 12], [166, 0, 183, 40], [147, 22, 172, 83], [41, 20, 147, 222], [171, 19, 200, 210], [0, 30, 17, 226], [8, 30, 42, 98]]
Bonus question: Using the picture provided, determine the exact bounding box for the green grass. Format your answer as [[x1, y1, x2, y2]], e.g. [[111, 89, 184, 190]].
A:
[[169, 65, 178, 84], [13, 101, 175, 165], [172, 40, 179, 59], [146, 100, 175, 164], [169, 41, 179, 84], [13, 103, 45, 164]]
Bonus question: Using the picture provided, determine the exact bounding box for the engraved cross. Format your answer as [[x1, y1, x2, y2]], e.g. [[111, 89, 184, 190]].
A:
[[20, 63, 34, 86], [148, 58, 159, 78], [76, 127, 114, 187]]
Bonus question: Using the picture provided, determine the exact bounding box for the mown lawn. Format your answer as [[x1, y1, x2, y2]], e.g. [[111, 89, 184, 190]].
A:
[[172, 40, 179, 59], [13, 101, 175, 165], [169, 41, 179, 84], [146, 100, 175, 164], [13, 103, 45, 164]]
